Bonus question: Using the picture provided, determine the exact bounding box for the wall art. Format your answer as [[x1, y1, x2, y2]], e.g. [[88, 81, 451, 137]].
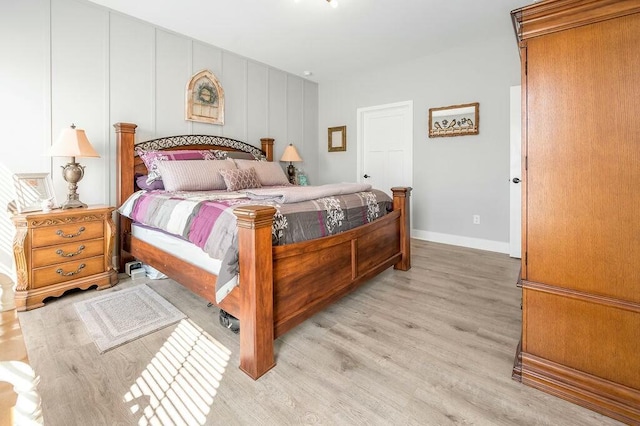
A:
[[186, 69, 225, 125], [429, 102, 479, 137]]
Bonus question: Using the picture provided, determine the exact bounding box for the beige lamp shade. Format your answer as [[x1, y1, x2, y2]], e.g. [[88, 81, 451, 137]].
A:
[[49, 124, 100, 158], [280, 144, 302, 162]]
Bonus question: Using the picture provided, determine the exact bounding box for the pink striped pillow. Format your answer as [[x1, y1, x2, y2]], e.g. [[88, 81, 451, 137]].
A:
[[137, 149, 226, 184]]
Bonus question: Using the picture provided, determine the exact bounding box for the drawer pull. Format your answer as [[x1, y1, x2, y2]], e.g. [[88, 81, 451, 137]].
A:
[[56, 263, 86, 276], [56, 227, 86, 238], [56, 245, 85, 257]]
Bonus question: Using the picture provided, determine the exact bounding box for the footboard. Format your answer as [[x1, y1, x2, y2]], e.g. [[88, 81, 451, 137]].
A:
[[233, 187, 411, 379]]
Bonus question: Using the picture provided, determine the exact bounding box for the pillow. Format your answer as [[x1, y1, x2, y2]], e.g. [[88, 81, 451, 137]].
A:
[[212, 150, 263, 161], [233, 159, 290, 186], [219, 168, 262, 191], [136, 174, 165, 190], [157, 160, 236, 191], [137, 149, 226, 184]]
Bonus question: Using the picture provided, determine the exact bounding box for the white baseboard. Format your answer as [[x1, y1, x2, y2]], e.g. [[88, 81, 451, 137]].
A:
[[412, 229, 510, 254]]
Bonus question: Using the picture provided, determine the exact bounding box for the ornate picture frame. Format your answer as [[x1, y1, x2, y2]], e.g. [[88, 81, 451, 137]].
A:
[[429, 102, 479, 138], [13, 173, 57, 213], [328, 126, 347, 152], [185, 69, 225, 125]]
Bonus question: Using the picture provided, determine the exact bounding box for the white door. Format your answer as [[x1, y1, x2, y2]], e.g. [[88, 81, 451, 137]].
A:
[[509, 86, 522, 258], [357, 101, 413, 196]]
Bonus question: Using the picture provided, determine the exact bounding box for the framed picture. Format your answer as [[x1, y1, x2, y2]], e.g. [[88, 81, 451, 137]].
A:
[[185, 69, 225, 125], [13, 173, 57, 213], [328, 126, 346, 152], [429, 102, 479, 138]]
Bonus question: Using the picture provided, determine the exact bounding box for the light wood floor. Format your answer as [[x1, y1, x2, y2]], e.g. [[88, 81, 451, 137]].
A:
[[17, 240, 622, 425]]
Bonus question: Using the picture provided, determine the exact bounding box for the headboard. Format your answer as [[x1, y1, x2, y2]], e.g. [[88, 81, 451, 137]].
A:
[[114, 122, 274, 207]]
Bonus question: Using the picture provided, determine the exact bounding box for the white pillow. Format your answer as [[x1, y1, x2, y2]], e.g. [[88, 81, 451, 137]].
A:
[[234, 159, 290, 186], [157, 159, 236, 191]]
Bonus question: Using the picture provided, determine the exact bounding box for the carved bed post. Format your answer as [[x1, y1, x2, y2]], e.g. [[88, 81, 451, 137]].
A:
[[114, 122, 138, 272], [233, 205, 277, 379], [260, 138, 274, 162], [392, 187, 412, 271]]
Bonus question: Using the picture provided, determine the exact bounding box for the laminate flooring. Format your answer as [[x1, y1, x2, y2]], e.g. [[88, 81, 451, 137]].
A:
[[17, 240, 622, 425]]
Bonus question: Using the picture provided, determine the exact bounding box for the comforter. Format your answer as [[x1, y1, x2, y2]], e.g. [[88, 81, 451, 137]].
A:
[[118, 184, 392, 302]]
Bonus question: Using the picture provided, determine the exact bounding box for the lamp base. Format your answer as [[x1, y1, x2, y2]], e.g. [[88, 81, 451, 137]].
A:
[[287, 163, 296, 184], [61, 161, 87, 209], [61, 198, 87, 209]]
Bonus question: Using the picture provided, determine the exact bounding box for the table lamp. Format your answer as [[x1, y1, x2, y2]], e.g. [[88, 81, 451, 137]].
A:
[[48, 124, 100, 209], [280, 144, 302, 184]]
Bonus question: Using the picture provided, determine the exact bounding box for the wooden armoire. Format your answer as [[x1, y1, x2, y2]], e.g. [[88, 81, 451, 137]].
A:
[[511, 1, 640, 423]]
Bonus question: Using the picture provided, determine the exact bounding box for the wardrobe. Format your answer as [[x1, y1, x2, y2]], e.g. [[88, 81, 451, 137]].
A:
[[511, 1, 639, 423]]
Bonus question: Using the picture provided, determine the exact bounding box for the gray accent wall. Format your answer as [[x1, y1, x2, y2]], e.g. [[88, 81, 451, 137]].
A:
[[0, 0, 318, 277], [317, 34, 521, 252]]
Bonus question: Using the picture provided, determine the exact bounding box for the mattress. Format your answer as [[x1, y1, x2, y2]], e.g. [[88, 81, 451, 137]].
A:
[[131, 223, 221, 275]]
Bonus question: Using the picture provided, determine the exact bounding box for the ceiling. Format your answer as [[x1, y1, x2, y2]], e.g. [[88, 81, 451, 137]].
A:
[[88, 0, 527, 83]]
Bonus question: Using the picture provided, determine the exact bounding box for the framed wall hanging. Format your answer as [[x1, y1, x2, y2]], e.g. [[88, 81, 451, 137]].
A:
[[429, 102, 479, 138], [328, 126, 346, 152], [13, 173, 57, 213], [186, 69, 225, 125]]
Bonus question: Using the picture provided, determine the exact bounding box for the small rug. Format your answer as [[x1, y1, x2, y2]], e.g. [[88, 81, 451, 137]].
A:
[[74, 284, 186, 353]]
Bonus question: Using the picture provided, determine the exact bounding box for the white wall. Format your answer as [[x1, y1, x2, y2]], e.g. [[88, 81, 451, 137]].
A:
[[318, 34, 520, 252], [0, 0, 318, 278]]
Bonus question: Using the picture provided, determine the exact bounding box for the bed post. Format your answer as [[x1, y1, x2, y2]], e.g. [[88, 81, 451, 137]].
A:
[[233, 205, 277, 379], [392, 187, 412, 271], [114, 122, 138, 272], [260, 138, 274, 162]]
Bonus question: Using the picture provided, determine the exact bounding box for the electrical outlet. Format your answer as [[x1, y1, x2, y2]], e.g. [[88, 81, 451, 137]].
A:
[[473, 215, 480, 225]]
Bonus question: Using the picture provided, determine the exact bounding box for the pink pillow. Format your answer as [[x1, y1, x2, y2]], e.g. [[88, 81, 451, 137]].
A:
[[219, 168, 262, 191], [137, 149, 226, 184]]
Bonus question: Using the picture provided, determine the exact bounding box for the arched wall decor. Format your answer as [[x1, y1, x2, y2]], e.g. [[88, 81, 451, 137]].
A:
[[185, 69, 225, 125]]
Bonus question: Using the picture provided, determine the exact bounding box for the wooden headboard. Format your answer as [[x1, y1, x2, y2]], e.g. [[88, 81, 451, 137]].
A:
[[114, 122, 274, 205]]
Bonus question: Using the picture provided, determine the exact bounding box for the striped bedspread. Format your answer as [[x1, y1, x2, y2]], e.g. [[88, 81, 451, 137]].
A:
[[119, 187, 392, 302]]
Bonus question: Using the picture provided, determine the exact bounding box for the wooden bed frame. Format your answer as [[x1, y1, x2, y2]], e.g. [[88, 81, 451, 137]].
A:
[[114, 122, 411, 379]]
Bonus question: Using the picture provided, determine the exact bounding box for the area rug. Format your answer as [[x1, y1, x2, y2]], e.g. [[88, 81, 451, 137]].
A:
[[74, 284, 186, 353]]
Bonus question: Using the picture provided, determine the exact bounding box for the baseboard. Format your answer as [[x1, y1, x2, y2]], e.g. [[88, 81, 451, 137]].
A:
[[522, 353, 640, 424], [412, 229, 510, 254]]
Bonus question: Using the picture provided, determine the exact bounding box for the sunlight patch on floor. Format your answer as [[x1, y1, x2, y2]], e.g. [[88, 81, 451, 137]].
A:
[[123, 319, 231, 425]]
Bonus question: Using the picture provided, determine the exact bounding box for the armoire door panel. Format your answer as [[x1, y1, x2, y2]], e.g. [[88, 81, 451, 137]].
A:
[[522, 288, 640, 390], [525, 14, 640, 303]]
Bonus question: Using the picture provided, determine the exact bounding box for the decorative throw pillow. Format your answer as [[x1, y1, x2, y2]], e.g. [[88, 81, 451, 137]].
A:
[[157, 160, 236, 191], [233, 159, 290, 186], [219, 168, 262, 191], [136, 148, 227, 184]]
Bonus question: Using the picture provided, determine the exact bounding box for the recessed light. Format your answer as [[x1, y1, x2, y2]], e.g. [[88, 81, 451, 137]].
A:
[[303, 71, 313, 77]]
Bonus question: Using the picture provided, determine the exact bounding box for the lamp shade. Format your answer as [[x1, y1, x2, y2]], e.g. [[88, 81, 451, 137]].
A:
[[280, 144, 302, 162], [49, 124, 100, 158]]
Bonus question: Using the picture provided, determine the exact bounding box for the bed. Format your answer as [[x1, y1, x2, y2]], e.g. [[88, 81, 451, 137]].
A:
[[115, 122, 411, 379]]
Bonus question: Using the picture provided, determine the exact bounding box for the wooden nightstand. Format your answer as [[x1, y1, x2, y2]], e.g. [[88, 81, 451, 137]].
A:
[[12, 205, 118, 311]]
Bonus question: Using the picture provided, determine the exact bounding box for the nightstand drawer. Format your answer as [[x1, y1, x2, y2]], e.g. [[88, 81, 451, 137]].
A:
[[32, 220, 103, 248], [32, 256, 105, 288], [31, 238, 104, 268]]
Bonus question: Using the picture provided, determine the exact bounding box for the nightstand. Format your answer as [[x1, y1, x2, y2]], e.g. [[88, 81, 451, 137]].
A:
[[12, 205, 118, 311]]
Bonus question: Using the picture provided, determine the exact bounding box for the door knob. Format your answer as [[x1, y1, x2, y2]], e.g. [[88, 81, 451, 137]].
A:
[[512, 177, 521, 184], [363, 174, 371, 178]]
